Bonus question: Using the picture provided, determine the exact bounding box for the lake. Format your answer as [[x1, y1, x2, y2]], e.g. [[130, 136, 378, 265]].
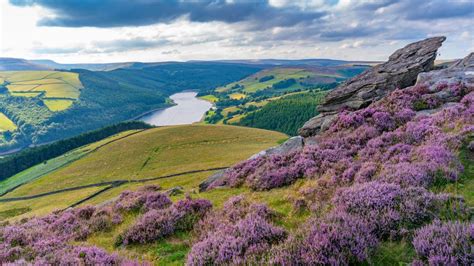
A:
[[139, 91, 212, 126]]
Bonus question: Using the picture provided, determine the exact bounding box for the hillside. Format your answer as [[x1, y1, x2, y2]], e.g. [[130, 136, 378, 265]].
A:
[[0, 58, 51, 71], [200, 65, 367, 131], [0, 124, 287, 220], [0, 63, 262, 153]]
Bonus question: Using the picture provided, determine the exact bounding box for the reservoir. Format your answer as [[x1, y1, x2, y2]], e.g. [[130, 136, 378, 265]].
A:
[[139, 91, 212, 126]]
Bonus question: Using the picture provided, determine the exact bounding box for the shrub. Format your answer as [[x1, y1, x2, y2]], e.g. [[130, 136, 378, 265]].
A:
[[271, 212, 378, 265], [186, 196, 286, 265], [332, 182, 443, 238], [412, 220, 473, 265], [121, 197, 212, 245]]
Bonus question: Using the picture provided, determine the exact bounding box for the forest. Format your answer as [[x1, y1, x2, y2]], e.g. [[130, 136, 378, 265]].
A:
[[237, 91, 326, 135]]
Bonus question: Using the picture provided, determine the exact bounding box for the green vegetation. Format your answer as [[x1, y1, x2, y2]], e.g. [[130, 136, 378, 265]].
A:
[[0, 70, 83, 110], [0, 129, 143, 196], [43, 99, 74, 111], [201, 66, 368, 133], [217, 67, 333, 93], [0, 124, 286, 202], [0, 63, 261, 153], [198, 94, 219, 103], [237, 91, 327, 135], [442, 137, 474, 205], [0, 112, 17, 132], [0, 121, 151, 184]]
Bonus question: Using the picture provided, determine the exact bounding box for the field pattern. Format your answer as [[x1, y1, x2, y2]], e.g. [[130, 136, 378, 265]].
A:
[[0, 71, 83, 112], [217, 67, 341, 93], [0, 112, 17, 132]]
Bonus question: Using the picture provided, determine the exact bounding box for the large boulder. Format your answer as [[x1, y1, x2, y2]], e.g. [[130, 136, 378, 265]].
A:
[[299, 36, 446, 137]]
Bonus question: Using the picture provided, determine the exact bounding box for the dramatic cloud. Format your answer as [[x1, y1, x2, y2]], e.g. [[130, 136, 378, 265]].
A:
[[10, 0, 326, 28], [2, 0, 473, 62]]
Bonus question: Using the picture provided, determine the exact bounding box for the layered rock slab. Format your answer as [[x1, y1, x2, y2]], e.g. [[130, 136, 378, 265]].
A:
[[299, 36, 446, 137]]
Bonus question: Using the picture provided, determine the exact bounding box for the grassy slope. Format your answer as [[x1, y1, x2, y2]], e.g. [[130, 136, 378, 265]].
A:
[[0, 130, 142, 195], [0, 125, 286, 217], [0, 112, 17, 132]]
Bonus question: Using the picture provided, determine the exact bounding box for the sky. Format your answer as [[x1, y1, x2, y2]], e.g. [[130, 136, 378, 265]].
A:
[[0, 0, 473, 63]]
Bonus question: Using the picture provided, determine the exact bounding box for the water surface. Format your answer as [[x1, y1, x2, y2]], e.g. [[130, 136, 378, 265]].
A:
[[139, 91, 212, 126]]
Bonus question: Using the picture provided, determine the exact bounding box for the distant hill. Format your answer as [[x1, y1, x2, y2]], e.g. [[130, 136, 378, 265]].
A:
[[0, 57, 379, 72], [28, 59, 135, 71], [0, 58, 51, 71], [207, 58, 379, 67]]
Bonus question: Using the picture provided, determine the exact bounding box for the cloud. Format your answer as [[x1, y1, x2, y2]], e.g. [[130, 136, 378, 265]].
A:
[[401, 0, 474, 20], [10, 0, 326, 28], [32, 45, 83, 54], [162, 49, 180, 55], [5, 0, 473, 61], [91, 38, 170, 53]]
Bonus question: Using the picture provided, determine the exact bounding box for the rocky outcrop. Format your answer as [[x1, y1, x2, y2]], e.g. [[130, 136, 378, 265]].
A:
[[299, 36, 446, 137], [199, 170, 227, 192], [199, 137, 304, 192], [249, 136, 304, 160]]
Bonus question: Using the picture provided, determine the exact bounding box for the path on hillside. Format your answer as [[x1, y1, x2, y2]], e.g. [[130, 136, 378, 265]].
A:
[[0, 129, 148, 198], [0, 167, 228, 203]]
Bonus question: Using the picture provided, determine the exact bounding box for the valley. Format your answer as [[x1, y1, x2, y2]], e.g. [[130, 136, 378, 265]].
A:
[[0, 63, 262, 153]]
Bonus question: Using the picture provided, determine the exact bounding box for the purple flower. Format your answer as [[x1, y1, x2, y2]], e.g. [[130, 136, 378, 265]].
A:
[[412, 220, 473, 265]]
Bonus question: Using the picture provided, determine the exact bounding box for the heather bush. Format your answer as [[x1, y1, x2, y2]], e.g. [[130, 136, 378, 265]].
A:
[[271, 212, 378, 265], [412, 220, 473, 265], [114, 185, 170, 212], [121, 197, 212, 245], [0, 186, 173, 264], [332, 182, 443, 238], [217, 83, 472, 193], [186, 196, 286, 265]]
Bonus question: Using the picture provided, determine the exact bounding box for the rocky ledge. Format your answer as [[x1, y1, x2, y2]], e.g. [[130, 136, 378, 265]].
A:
[[299, 36, 446, 137]]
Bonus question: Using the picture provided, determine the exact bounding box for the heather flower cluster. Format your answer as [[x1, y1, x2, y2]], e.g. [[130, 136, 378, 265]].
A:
[[206, 79, 474, 263], [119, 196, 212, 245], [332, 181, 445, 238], [271, 212, 378, 265], [186, 196, 286, 265], [0, 205, 126, 264], [412, 220, 473, 265], [212, 82, 472, 191], [0, 185, 211, 264], [114, 185, 172, 212]]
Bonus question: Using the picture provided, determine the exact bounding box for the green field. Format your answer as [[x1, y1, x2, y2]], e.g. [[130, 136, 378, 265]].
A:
[[0, 112, 17, 132], [198, 94, 219, 103], [0, 130, 142, 196], [217, 67, 340, 93], [0, 70, 82, 112], [0, 125, 287, 219], [229, 92, 246, 99], [43, 99, 74, 111]]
